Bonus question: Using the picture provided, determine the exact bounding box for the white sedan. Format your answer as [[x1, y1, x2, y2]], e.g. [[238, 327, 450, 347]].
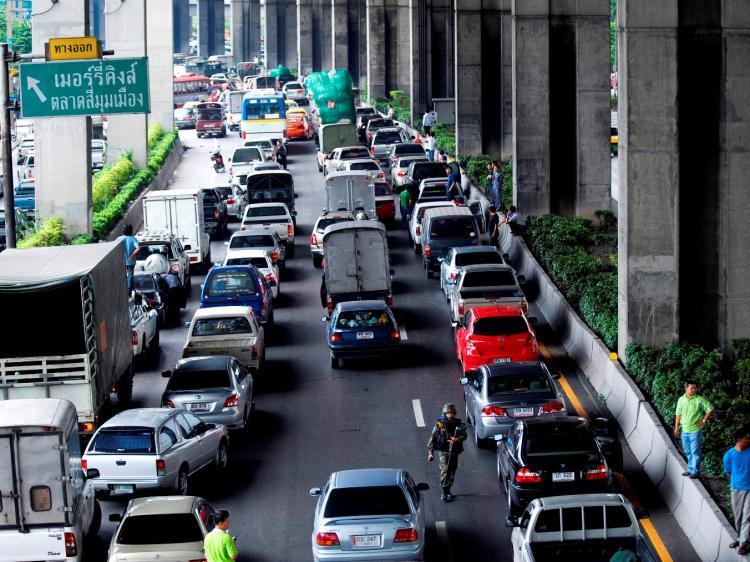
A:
[[223, 248, 280, 298], [130, 293, 159, 362]]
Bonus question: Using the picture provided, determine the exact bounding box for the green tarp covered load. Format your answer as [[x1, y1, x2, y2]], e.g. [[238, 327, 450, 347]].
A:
[[269, 65, 294, 78], [305, 69, 356, 125]]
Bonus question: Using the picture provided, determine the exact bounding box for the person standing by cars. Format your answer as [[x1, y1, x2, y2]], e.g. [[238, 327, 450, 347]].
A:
[[487, 205, 500, 247], [274, 139, 287, 169], [724, 426, 750, 554], [427, 403, 467, 502], [399, 186, 412, 230], [501, 205, 527, 235], [117, 224, 140, 291], [487, 161, 503, 211], [674, 380, 714, 478], [204, 509, 239, 562], [445, 164, 460, 201], [422, 110, 434, 135], [423, 132, 436, 161]]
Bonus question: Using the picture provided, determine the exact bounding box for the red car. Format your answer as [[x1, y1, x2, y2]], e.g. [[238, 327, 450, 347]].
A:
[[284, 114, 312, 140], [455, 305, 539, 373], [374, 180, 396, 223]]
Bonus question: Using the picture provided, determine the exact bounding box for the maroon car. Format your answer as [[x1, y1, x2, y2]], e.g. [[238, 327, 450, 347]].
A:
[[196, 101, 226, 138]]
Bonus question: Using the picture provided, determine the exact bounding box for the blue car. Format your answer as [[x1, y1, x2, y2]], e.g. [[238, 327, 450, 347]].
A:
[[324, 300, 401, 369], [200, 265, 274, 325]]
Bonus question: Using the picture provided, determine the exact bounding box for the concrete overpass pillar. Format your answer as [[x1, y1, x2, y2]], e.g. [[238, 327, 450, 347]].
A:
[[284, 0, 298, 69], [173, 0, 191, 54], [232, 0, 255, 63], [320, 0, 333, 69], [512, 0, 551, 215], [297, 0, 314, 76], [454, 0, 482, 155], [366, 0, 386, 100], [198, 0, 224, 58], [147, 0, 175, 132], [264, 0, 280, 68], [106, 0, 148, 168], [409, 0, 428, 122], [250, 0, 261, 59], [394, 0, 411, 95], [356, 0, 368, 86], [332, 0, 349, 69], [31, 0, 92, 237], [616, 0, 680, 353]]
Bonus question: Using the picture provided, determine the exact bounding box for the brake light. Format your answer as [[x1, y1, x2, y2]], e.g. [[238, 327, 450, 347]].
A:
[[458, 301, 465, 317], [481, 405, 507, 417], [397, 171, 405, 177], [81, 459, 87, 470], [224, 394, 239, 408], [64, 532, 77, 557], [450, 272, 458, 280], [515, 467, 543, 484], [541, 401, 564, 414], [394, 528, 418, 543], [270, 251, 279, 261], [163, 399, 176, 408], [377, 171, 385, 179], [266, 273, 276, 284], [370, 146, 375, 156], [330, 332, 342, 342], [316, 532, 340, 546], [78, 422, 94, 433], [240, 226, 246, 231], [385, 294, 393, 307], [131, 330, 138, 346], [287, 224, 294, 237], [389, 329, 401, 341], [423, 244, 430, 257], [156, 459, 166, 476], [584, 463, 610, 480], [326, 298, 333, 311], [227, 198, 235, 205], [310, 233, 318, 246], [415, 225, 421, 235]]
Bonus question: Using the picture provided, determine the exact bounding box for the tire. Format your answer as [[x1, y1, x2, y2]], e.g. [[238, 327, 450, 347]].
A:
[[425, 267, 433, 279], [149, 330, 160, 358], [267, 310, 275, 326], [506, 482, 520, 517], [313, 254, 323, 268], [88, 499, 102, 538], [214, 439, 229, 469], [330, 354, 339, 369], [474, 424, 488, 449], [287, 243, 295, 257], [174, 466, 189, 495], [414, 242, 422, 255], [116, 369, 133, 403]]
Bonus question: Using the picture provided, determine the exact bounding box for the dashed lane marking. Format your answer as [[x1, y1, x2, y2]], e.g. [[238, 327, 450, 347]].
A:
[[400, 326, 408, 340], [412, 398, 425, 427], [434, 521, 454, 562]]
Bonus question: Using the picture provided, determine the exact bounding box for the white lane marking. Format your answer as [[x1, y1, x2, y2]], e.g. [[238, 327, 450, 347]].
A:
[[435, 521, 454, 562], [412, 398, 425, 428], [400, 326, 408, 340]]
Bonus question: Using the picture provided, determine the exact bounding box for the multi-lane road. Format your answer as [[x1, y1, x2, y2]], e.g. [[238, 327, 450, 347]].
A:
[[88, 128, 697, 561]]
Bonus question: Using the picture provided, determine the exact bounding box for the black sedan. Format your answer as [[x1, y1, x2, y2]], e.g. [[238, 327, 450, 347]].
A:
[[133, 272, 180, 326], [496, 416, 614, 520]]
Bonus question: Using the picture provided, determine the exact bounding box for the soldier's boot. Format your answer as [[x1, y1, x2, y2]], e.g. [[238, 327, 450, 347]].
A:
[[445, 487, 453, 501], [441, 487, 449, 502]]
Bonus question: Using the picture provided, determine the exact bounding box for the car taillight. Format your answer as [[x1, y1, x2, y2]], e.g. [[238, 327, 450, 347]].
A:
[[397, 171, 405, 177], [458, 301, 465, 317], [389, 329, 401, 341], [423, 244, 430, 256], [515, 467, 543, 484], [481, 405, 506, 417], [271, 251, 279, 261], [131, 330, 138, 346], [64, 532, 77, 557], [224, 394, 239, 408], [415, 225, 421, 235], [156, 459, 166, 476], [78, 422, 94, 433], [394, 528, 418, 543], [330, 332, 342, 342], [266, 273, 276, 284], [240, 226, 246, 231], [377, 171, 384, 179], [287, 224, 293, 237], [81, 459, 87, 470], [316, 532, 340, 546], [385, 294, 393, 307], [310, 233, 318, 246], [540, 401, 564, 414], [370, 146, 375, 156], [163, 399, 176, 408], [227, 198, 235, 205], [584, 463, 609, 480], [251, 346, 258, 359], [326, 298, 333, 311], [450, 272, 458, 280]]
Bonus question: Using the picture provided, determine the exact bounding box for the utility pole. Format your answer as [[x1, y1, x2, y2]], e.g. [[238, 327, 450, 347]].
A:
[[1, 42, 15, 248]]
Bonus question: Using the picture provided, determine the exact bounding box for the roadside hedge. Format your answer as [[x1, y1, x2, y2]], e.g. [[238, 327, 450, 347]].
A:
[[17, 217, 66, 248], [92, 153, 135, 212]]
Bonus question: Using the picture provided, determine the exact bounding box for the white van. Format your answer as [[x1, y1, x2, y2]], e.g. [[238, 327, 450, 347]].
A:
[[225, 90, 246, 132], [0, 398, 100, 562], [143, 189, 212, 269]]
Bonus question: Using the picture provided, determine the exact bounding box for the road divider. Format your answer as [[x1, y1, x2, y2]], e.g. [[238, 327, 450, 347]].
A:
[[434, 521, 454, 562], [412, 398, 425, 428]]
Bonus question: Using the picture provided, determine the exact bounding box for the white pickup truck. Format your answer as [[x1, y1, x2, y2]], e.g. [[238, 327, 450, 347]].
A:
[[241, 202, 296, 256], [509, 493, 656, 562], [449, 263, 527, 324]]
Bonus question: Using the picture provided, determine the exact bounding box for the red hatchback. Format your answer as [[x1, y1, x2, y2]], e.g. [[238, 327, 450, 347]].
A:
[[374, 181, 396, 223], [455, 305, 539, 373]]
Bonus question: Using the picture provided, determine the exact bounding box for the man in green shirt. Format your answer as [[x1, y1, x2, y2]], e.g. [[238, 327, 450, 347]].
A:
[[399, 187, 412, 229], [674, 380, 714, 478], [204, 509, 238, 562]]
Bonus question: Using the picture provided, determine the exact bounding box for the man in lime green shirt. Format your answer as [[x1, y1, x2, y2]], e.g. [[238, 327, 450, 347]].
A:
[[674, 380, 714, 478], [204, 509, 238, 562]]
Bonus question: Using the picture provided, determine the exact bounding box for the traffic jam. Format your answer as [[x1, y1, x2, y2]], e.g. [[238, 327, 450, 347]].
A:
[[0, 65, 658, 562]]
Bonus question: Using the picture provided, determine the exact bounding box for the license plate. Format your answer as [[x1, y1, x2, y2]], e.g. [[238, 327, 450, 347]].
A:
[[189, 403, 210, 412], [513, 407, 534, 417], [552, 472, 575, 483], [111, 484, 134, 494], [210, 348, 224, 354], [493, 358, 511, 363], [352, 534, 381, 547], [356, 331, 374, 340]]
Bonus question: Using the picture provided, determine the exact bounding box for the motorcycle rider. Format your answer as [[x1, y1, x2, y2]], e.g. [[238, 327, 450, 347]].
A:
[[211, 145, 225, 172]]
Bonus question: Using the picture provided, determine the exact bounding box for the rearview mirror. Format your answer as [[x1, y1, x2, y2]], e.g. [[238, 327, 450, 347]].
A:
[[108, 513, 123, 523], [161, 369, 172, 378], [413, 482, 429, 492], [527, 316, 538, 325], [517, 274, 526, 284], [309, 487, 321, 496], [183, 244, 192, 250], [85, 468, 100, 479], [459, 376, 468, 385]]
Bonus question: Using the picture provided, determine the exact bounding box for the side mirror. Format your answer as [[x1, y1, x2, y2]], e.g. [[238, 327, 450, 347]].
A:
[[517, 274, 526, 284], [502, 253, 510, 261], [227, 157, 232, 162], [320, 316, 329, 322], [437, 257, 444, 263], [527, 316, 538, 325], [295, 193, 299, 198], [224, 241, 229, 246], [85, 468, 100, 479], [309, 487, 322, 497], [161, 369, 172, 378], [108, 513, 123, 523], [505, 516, 518, 528], [184, 244, 192, 250], [634, 506, 649, 519], [413, 482, 429, 492], [459, 376, 468, 385], [291, 210, 298, 216], [185, 321, 192, 328], [451, 322, 459, 329]]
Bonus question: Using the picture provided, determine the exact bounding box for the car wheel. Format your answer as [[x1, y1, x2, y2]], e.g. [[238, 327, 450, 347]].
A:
[[149, 330, 160, 357], [312, 254, 323, 268], [116, 370, 133, 403], [473, 424, 487, 449], [174, 466, 189, 495], [287, 243, 295, 257], [330, 354, 339, 369], [214, 439, 229, 469], [414, 242, 422, 255], [87, 499, 102, 539], [267, 310, 275, 326], [425, 267, 433, 279]]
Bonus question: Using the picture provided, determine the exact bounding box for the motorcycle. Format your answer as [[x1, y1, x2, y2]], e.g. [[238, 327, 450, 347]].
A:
[[210, 151, 225, 173]]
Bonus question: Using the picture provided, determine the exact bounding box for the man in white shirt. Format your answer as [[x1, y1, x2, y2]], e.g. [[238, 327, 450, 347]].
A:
[[144, 247, 170, 274], [422, 111, 434, 135], [423, 133, 436, 161]]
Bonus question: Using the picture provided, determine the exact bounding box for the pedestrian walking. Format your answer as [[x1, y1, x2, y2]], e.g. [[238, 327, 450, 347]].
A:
[[487, 161, 503, 211], [204, 509, 239, 562], [116, 224, 140, 292], [427, 403, 467, 502], [422, 110, 434, 135], [274, 139, 287, 169], [423, 133, 436, 161], [399, 187, 412, 230], [674, 380, 714, 478], [487, 205, 500, 247], [445, 164, 460, 201], [724, 426, 750, 554]]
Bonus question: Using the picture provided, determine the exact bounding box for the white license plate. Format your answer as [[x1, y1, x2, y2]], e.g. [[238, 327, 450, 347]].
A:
[[513, 407, 535, 417], [356, 331, 374, 340], [552, 471, 575, 483], [112, 484, 134, 494], [493, 358, 511, 363], [189, 403, 210, 412], [352, 534, 381, 547]]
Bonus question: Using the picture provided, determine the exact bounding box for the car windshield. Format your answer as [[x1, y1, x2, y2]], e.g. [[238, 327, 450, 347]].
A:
[[524, 431, 599, 457], [215, 186, 233, 198], [455, 252, 503, 267], [374, 183, 392, 196], [225, 256, 269, 268], [374, 131, 403, 145], [317, 217, 352, 231], [168, 369, 232, 390], [396, 145, 425, 156], [230, 234, 275, 248], [488, 372, 552, 396], [204, 270, 258, 297], [89, 428, 155, 454], [245, 140, 272, 148], [232, 148, 263, 163], [336, 310, 393, 329], [429, 217, 476, 239], [413, 164, 447, 179], [462, 270, 516, 287], [246, 206, 286, 217], [472, 316, 528, 336], [136, 243, 173, 260], [340, 148, 369, 159], [193, 316, 253, 336], [324, 486, 410, 517], [117, 514, 203, 545], [133, 275, 156, 291], [350, 161, 379, 171]]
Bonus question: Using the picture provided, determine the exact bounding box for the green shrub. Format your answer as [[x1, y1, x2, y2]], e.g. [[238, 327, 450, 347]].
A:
[[70, 233, 94, 245], [92, 153, 135, 212], [501, 161, 513, 209], [147, 122, 165, 150], [464, 155, 492, 195], [434, 123, 456, 156], [17, 217, 66, 248], [579, 273, 618, 349]]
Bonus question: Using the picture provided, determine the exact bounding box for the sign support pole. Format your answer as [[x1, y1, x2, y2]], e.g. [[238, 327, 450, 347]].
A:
[[0, 43, 16, 249]]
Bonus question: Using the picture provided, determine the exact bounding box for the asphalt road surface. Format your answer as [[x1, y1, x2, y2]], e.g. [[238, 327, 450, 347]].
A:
[[87, 128, 697, 562]]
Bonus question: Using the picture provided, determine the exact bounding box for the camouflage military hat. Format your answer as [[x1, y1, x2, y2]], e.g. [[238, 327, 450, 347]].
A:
[[442, 403, 457, 414]]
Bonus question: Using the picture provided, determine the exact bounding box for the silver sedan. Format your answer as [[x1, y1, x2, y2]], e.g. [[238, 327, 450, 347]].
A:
[[310, 468, 429, 561], [439, 245, 510, 302]]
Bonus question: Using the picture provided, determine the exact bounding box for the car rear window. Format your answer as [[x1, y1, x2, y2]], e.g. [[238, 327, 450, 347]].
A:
[[247, 190, 291, 204], [89, 428, 155, 454], [488, 372, 551, 396], [215, 186, 233, 198], [198, 110, 222, 120], [462, 270, 516, 287], [286, 82, 303, 90], [117, 514, 203, 545], [395, 145, 425, 156], [374, 183, 392, 196], [524, 431, 598, 457], [245, 140, 272, 148], [317, 217, 353, 231], [374, 130, 403, 145], [398, 157, 425, 169], [336, 310, 393, 329], [421, 186, 445, 197], [472, 316, 528, 336], [205, 270, 259, 297], [192, 316, 253, 336], [413, 163, 447, 179], [230, 234, 275, 248], [133, 275, 156, 292], [246, 206, 286, 217], [429, 217, 477, 239], [168, 369, 232, 390], [324, 486, 410, 517], [455, 252, 503, 267], [368, 119, 395, 130], [340, 148, 369, 159], [349, 161, 379, 171], [232, 147, 263, 163], [225, 256, 268, 268]]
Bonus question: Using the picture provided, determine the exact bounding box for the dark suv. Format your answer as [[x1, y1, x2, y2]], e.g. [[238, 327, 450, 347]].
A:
[[401, 161, 448, 193], [201, 187, 229, 238]]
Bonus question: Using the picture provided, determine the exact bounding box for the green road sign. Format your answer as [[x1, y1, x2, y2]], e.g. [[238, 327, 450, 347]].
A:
[[19, 57, 150, 118]]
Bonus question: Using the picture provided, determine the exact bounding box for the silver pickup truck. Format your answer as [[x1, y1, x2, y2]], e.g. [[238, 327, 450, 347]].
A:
[[449, 263, 527, 324], [509, 493, 656, 562]]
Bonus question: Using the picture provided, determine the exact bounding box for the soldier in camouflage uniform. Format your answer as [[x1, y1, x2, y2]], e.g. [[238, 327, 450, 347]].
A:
[[427, 403, 467, 502]]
